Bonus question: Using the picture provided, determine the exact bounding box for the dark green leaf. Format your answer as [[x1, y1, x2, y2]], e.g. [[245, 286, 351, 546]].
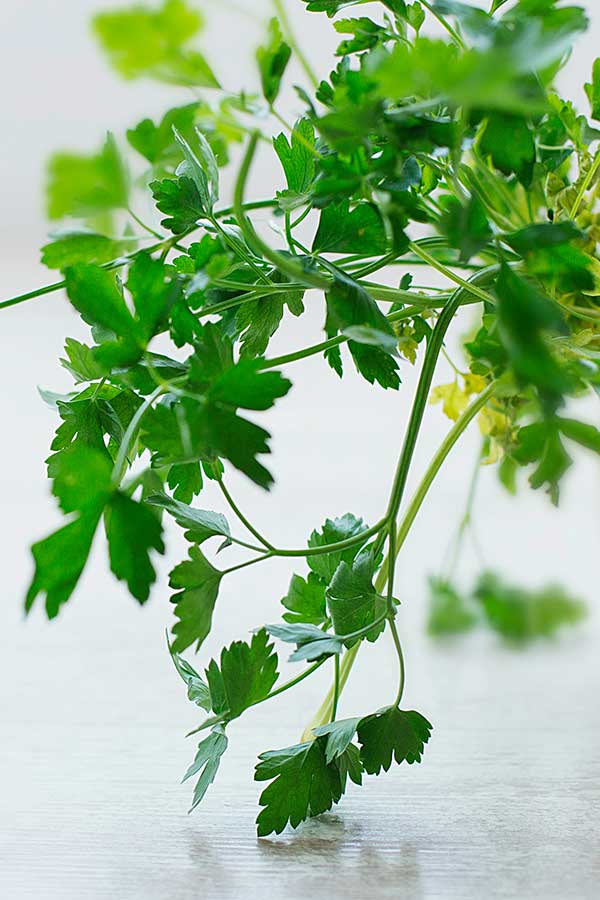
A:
[[307, 513, 368, 582], [313, 201, 388, 255], [105, 492, 165, 602], [357, 707, 432, 774], [169, 545, 223, 652], [479, 114, 535, 186], [205, 629, 279, 719], [281, 572, 327, 625], [312, 717, 361, 763], [326, 548, 387, 643], [256, 18, 291, 105]]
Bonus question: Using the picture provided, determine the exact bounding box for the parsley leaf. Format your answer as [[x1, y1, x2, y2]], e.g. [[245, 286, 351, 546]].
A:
[[256, 18, 291, 105], [474, 572, 586, 643], [183, 725, 228, 812], [255, 736, 356, 836], [308, 513, 369, 582], [326, 548, 387, 643], [281, 572, 327, 625], [427, 576, 477, 636], [273, 119, 317, 210], [205, 629, 279, 719], [313, 201, 388, 255], [169, 545, 223, 652], [105, 492, 165, 602], [93, 0, 219, 87], [146, 493, 232, 545], [47, 133, 128, 220], [357, 707, 433, 774]]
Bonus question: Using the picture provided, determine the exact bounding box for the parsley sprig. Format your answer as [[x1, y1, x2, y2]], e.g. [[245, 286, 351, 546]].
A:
[[3, 0, 598, 833]]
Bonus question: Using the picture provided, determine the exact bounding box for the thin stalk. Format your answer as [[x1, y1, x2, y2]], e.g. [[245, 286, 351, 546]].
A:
[[419, 1, 467, 49], [217, 479, 275, 551], [408, 242, 496, 305], [222, 553, 273, 576], [111, 385, 165, 487], [273, 0, 319, 88], [234, 133, 330, 291], [389, 619, 406, 707], [331, 655, 340, 722], [569, 151, 600, 220]]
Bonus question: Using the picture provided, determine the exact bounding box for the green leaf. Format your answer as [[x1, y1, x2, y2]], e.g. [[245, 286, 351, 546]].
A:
[[60, 338, 105, 383], [205, 629, 279, 719], [334, 17, 388, 56], [47, 445, 112, 514], [127, 103, 200, 167], [173, 127, 219, 214], [479, 113, 535, 186], [313, 201, 388, 256], [426, 576, 478, 636], [585, 58, 600, 120], [165, 462, 203, 503], [93, 0, 219, 87], [236, 288, 305, 359], [273, 119, 316, 210], [25, 511, 101, 619], [357, 707, 433, 774], [308, 513, 369, 582], [496, 263, 569, 405], [169, 545, 223, 652], [266, 622, 344, 661], [105, 492, 165, 602], [312, 717, 361, 763], [326, 273, 397, 352], [256, 18, 291, 105], [41, 231, 129, 271], [47, 133, 128, 220], [474, 571, 586, 643], [169, 644, 212, 710], [183, 725, 228, 812], [281, 572, 327, 625], [512, 421, 572, 505], [209, 361, 292, 411], [146, 493, 231, 545], [254, 736, 352, 836], [557, 417, 600, 453], [440, 195, 491, 262], [151, 176, 205, 233], [326, 548, 387, 643]]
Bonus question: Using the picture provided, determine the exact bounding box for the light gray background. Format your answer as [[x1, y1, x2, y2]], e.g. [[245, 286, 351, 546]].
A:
[[1, 2, 599, 898]]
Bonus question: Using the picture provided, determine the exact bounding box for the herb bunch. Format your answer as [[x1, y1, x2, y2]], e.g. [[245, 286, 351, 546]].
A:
[[4, 0, 600, 835]]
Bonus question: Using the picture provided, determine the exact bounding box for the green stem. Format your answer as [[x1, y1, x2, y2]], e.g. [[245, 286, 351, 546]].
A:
[[389, 619, 406, 707], [331, 655, 340, 722], [217, 479, 275, 551], [273, 0, 319, 88], [127, 206, 164, 240], [234, 133, 330, 290], [419, 0, 467, 50], [111, 385, 165, 487], [569, 151, 600, 220], [408, 242, 496, 305], [222, 553, 273, 576]]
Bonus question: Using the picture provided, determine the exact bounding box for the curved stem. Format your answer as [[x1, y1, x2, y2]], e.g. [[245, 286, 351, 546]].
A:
[[273, 0, 319, 88], [217, 479, 276, 551], [111, 385, 165, 487], [570, 151, 600, 220], [389, 619, 406, 707], [408, 243, 496, 305], [234, 132, 330, 290], [419, 0, 467, 49]]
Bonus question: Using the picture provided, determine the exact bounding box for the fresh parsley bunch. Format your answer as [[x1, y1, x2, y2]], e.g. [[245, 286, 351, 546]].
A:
[[3, 0, 600, 835]]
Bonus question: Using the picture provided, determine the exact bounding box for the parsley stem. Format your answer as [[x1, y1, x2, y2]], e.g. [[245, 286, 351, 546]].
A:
[[111, 385, 165, 487], [408, 243, 496, 304], [273, 0, 319, 88], [222, 552, 273, 576], [234, 132, 331, 291], [389, 619, 406, 707], [217, 479, 276, 551], [127, 205, 164, 240], [569, 150, 600, 220], [331, 655, 340, 722], [419, 0, 467, 50]]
